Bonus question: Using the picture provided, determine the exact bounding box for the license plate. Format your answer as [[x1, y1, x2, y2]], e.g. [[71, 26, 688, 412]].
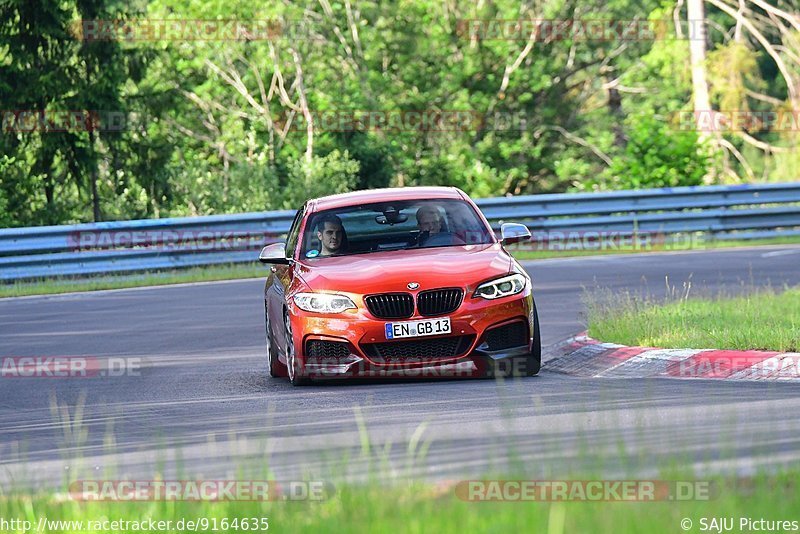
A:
[[385, 318, 451, 339]]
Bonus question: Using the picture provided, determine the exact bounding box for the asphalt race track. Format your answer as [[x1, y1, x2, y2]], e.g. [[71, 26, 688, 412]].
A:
[[2, 246, 800, 489]]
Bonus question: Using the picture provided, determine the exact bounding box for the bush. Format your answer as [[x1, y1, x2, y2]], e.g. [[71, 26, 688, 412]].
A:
[[608, 114, 711, 190], [282, 150, 360, 208]]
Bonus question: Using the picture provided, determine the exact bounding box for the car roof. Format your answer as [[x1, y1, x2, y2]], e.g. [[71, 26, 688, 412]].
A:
[[309, 186, 465, 212]]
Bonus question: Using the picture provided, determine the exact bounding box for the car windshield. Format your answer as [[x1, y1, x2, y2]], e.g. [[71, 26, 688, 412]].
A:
[[300, 199, 494, 259]]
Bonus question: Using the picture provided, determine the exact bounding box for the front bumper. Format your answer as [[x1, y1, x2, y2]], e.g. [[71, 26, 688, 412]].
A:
[[287, 288, 535, 379]]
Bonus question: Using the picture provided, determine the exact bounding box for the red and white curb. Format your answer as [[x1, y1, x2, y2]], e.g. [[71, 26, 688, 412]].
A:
[[546, 332, 800, 381]]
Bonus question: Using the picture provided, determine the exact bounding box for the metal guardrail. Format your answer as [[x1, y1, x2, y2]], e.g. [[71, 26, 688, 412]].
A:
[[1, 182, 799, 281]]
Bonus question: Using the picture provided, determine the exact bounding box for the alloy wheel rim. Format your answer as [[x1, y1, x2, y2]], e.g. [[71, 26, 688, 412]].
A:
[[285, 313, 296, 380]]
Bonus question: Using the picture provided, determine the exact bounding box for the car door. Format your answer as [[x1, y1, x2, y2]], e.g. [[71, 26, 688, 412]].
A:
[[267, 205, 305, 360]]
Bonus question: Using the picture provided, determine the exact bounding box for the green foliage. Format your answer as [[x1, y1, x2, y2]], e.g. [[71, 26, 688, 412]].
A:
[[607, 114, 710, 190], [1, 0, 796, 227], [283, 150, 360, 209], [0, 156, 12, 227], [0, 0, 149, 225], [707, 42, 762, 111]]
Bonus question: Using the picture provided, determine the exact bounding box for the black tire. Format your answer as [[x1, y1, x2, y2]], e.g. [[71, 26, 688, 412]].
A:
[[284, 310, 311, 386], [266, 301, 287, 378], [516, 304, 541, 377]]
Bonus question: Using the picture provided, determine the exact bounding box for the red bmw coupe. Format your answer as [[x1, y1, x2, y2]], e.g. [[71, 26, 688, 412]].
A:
[[259, 186, 539, 385]]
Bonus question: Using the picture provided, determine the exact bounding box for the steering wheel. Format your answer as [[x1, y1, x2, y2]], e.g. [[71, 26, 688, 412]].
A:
[[419, 231, 466, 247]]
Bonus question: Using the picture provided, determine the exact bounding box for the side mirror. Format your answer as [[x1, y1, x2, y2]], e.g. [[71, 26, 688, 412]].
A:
[[500, 223, 531, 246], [258, 243, 291, 265]]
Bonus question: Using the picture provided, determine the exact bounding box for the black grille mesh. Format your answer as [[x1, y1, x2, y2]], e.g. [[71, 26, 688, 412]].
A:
[[417, 288, 463, 316], [306, 340, 352, 360], [365, 293, 414, 319], [484, 321, 529, 351], [362, 335, 474, 364]]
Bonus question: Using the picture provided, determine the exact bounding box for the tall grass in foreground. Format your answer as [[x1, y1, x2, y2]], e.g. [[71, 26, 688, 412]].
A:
[[1, 471, 799, 533], [0, 389, 798, 533], [3, 361, 800, 532], [586, 281, 800, 352]]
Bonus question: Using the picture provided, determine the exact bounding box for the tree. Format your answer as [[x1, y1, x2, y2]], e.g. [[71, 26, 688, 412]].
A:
[[0, 0, 148, 225]]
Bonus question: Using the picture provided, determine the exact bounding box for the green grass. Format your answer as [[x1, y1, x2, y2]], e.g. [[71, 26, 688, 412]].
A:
[[1, 472, 798, 533], [587, 285, 800, 352], [3, 381, 796, 533], [0, 263, 266, 298]]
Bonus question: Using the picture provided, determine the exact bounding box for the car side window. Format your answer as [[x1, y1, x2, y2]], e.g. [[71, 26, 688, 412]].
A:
[[285, 208, 305, 258]]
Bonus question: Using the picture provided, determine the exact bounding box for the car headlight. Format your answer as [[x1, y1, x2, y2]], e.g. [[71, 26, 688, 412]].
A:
[[293, 293, 357, 313], [473, 273, 527, 300]]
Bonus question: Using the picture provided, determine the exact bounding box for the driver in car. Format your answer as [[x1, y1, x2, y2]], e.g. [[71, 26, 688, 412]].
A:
[[316, 214, 346, 256]]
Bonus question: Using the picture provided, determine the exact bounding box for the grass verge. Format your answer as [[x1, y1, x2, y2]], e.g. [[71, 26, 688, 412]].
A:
[[0, 263, 266, 298], [588, 285, 800, 352], [1, 471, 798, 533]]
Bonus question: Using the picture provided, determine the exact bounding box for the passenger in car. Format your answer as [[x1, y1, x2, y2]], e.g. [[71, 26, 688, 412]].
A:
[[416, 205, 443, 235]]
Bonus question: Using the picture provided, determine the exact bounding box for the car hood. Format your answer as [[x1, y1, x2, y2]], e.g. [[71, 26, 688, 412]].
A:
[[295, 243, 513, 294]]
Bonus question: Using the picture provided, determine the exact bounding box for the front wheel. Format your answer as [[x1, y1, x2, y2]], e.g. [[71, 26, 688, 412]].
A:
[[515, 304, 541, 376], [284, 310, 311, 386], [266, 301, 287, 378]]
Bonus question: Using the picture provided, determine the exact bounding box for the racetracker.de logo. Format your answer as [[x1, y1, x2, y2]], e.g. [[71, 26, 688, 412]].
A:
[[68, 480, 333, 501], [455, 480, 716, 501], [455, 19, 709, 41], [0, 357, 142, 378], [516, 231, 706, 252], [272, 110, 529, 133], [74, 19, 314, 41], [667, 353, 800, 379], [670, 110, 800, 132], [67, 229, 279, 252], [1, 110, 141, 133]]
